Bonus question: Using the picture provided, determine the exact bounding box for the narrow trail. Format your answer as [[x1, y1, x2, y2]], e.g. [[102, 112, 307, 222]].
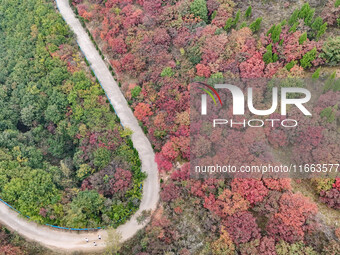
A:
[[0, 0, 159, 252]]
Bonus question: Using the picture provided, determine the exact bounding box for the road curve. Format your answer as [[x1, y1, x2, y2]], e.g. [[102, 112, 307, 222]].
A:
[[0, 0, 159, 252]]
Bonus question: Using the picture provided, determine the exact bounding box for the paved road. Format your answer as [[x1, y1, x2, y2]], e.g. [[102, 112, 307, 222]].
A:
[[0, 0, 159, 252]]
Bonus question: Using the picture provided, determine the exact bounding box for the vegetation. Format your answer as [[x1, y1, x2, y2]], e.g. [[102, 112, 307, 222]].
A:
[[321, 36, 340, 65], [300, 47, 317, 68], [190, 0, 208, 23], [245, 6, 252, 18], [312, 67, 321, 79], [1, 0, 339, 253], [299, 32, 307, 45], [71, 0, 339, 254], [263, 44, 278, 64], [0, 224, 47, 254], [249, 17, 262, 32], [0, 0, 144, 229]]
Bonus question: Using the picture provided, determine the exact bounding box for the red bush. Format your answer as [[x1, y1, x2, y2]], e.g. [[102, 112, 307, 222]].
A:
[[267, 193, 318, 242], [204, 189, 249, 218], [231, 179, 268, 204], [196, 63, 211, 78], [155, 152, 173, 172], [160, 182, 180, 202], [239, 52, 265, 78], [134, 102, 153, 122], [223, 211, 261, 245], [320, 188, 340, 209]]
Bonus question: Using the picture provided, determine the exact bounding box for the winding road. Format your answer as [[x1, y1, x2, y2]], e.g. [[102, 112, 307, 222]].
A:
[[0, 0, 159, 252]]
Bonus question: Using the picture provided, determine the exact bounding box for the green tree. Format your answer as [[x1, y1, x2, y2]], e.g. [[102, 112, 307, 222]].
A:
[[63, 190, 105, 228], [299, 32, 307, 45], [249, 18, 262, 33], [45, 104, 63, 123], [240, 21, 247, 29], [299, 3, 315, 26], [93, 147, 112, 169], [233, 10, 241, 25], [104, 228, 122, 255], [316, 22, 327, 40], [2, 169, 60, 222], [245, 6, 252, 18], [271, 24, 282, 43], [288, 9, 299, 26], [289, 21, 299, 33], [20, 106, 36, 127], [300, 47, 317, 69], [263, 44, 274, 64], [190, 0, 208, 23], [335, 0, 340, 7], [161, 67, 175, 77], [131, 86, 142, 99], [311, 17, 323, 31], [312, 67, 321, 80], [224, 18, 234, 32], [285, 60, 297, 71]]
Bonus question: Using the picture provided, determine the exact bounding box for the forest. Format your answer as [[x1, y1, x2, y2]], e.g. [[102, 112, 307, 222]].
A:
[[0, 0, 145, 232], [71, 0, 339, 254]]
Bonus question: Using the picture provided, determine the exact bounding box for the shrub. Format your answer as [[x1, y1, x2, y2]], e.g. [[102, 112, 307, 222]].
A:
[[190, 0, 208, 23], [267, 193, 318, 242], [285, 60, 297, 71], [161, 67, 175, 77], [336, 0, 340, 8], [223, 211, 261, 245], [300, 47, 317, 69], [319, 189, 340, 209], [204, 189, 249, 218], [320, 106, 337, 123], [187, 45, 202, 65], [196, 63, 211, 78], [275, 241, 317, 255], [313, 178, 335, 193], [211, 10, 217, 20], [131, 86, 142, 99], [160, 182, 180, 202], [321, 36, 340, 65], [231, 179, 268, 204], [322, 72, 340, 92]]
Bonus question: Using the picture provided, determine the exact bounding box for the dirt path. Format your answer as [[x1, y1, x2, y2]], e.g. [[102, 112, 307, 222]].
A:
[[0, 0, 159, 252]]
